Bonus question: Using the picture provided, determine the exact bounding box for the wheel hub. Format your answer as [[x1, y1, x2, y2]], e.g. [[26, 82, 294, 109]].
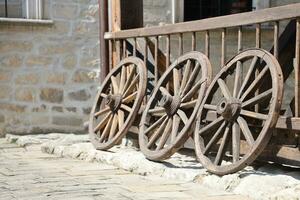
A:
[[217, 98, 241, 121], [105, 94, 122, 113], [161, 94, 181, 116]]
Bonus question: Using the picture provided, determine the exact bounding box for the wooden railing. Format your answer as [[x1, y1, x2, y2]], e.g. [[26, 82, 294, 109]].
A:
[[104, 3, 300, 121]]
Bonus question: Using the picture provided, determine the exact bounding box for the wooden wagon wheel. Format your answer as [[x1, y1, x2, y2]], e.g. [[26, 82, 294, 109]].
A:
[[194, 49, 283, 175], [139, 51, 212, 161], [89, 57, 147, 150]]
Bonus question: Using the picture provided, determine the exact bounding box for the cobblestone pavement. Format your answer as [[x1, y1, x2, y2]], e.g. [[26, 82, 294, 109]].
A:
[[0, 138, 250, 200]]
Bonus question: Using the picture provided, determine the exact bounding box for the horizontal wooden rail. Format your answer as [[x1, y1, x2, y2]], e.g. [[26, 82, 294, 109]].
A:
[[105, 3, 300, 39]]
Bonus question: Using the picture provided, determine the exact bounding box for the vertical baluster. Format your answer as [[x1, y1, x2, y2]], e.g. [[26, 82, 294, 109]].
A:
[[234, 26, 243, 98], [221, 29, 226, 67], [117, 40, 121, 63], [295, 19, 300, 117], [179, 33, 183, 56], [274, 21, 279, 59], [256, 24, 261, 48], [255, 24, 261, 112], [166, 34, 170, 67], [205, 31, 210, 58], [133, 37, 137, 57], [109, 40, 113, 70], [192, 32, 196, 51], [238, 26, 243, 53], [123, 39, 127, 58], [144, 37, 148, 65], [154, 36, 159, 84]]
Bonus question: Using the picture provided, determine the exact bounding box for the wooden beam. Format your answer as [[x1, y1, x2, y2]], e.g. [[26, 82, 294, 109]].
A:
[[105, 3, 300, 39]]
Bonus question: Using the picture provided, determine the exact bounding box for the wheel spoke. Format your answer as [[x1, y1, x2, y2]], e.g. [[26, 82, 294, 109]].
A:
[[198, 116, 224, 136], [214, 124, 230, 165], [159, 86, 171, 97], [156, 118, 173, 150], [181, 62, 200, 96], [122, 91, 138, 103], [240, 109, 268, 120], [100, 93, 107, 98], [233, 61, 242, 98], [203, 104, 217, 111], [179, 60, 192, 94], [121, 67, 135, 94], [111, 76, 119, 94], [182, 78, 205, 102], [94, 107, 110, 117], [117, 110, 124, 130], [148, 107, 165, 116], [120, 104, 132, 113], [180, 99, 197, 110], [109, 115, 118, 140], [240, 66, 269, 101], [203, 121, 226, 155], [238, 56, 258, 98], [242, 89, 272, 108], [145, 115, 167, 135], [93, 112, 112, 132], [232, 122, 241, 163], [171, 114, 181, 143], [173, 67, 181, 96], [217, 79, 232, 100], [147, 117, 169, 148], [99, 115, 113, 142], [119, 66, 126, 92], [237, 117, 255, 146], [177, 109, 188, 125], [123, 75, 139, 97]]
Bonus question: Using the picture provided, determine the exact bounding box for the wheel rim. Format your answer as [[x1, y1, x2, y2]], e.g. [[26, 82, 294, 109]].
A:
[[194, 49, 283, 175], [139, 51, 212, 161], [89, 57, 147, 150]]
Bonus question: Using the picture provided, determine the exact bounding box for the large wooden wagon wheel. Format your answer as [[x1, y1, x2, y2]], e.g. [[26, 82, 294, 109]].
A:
[[194, 49, 283, 175], [139, 51, 212, 161], [89, 57, 147, 150]]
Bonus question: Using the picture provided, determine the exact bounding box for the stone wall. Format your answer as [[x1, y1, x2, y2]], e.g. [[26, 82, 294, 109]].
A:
[[143, 0, 172, 26], [0, 0, 100, 136]]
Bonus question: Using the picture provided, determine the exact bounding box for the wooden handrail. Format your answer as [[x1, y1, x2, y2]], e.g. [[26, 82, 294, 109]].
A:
[[104, 3, 300, 40]]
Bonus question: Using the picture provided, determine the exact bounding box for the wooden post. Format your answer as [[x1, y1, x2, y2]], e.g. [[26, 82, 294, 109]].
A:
[[99, 0, 109, 82], [295, 19, 300, 117]]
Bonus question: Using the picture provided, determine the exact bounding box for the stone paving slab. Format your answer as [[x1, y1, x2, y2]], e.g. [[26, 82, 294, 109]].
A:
[[0, 137, 250, 200], [4, 134, 300, 200]]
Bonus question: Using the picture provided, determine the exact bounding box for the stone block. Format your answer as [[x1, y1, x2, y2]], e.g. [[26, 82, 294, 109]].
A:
[[62, 54, 77, 69], [0, 103, 26, 113], [53, 3, 79, 20], [40, 88, 64, 103], [72, 69, 94, 83], [26, 55, 53, 67], [40, 43, 75, 55], [0, 114, 5, 123], [68, 89, 91, 101], [82, 107, 91, 115], [0, 41, 32, 53], [52, 116, 83, 126], [31, 104, 47, 113], [31, 115, 49, 125], [47, 72, 66, 84], [0, 85, 11, 99], [0, 70, 13, 82], [0, 55, 23, 68], [15, 73, 39, 85], [73, 21, 98, 35], [66, 107, 77, 113], [52, 106, 63, 113], [15, 87, 36, 102]]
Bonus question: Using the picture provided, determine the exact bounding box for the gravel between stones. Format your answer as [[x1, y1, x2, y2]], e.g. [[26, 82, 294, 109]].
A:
[[5, 133, 300, 200]]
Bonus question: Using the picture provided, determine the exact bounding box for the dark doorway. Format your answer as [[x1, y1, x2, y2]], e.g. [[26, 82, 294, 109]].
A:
[[184, 0, 253, 21]]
